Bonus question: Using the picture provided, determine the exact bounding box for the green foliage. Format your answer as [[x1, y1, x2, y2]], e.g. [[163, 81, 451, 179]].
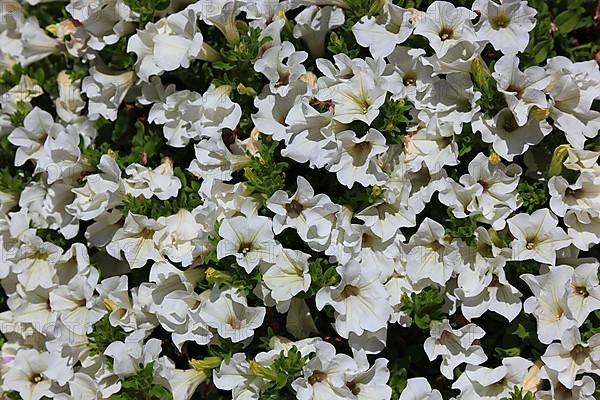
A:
[[123, 0, 169, 26], [244, 139, 289, 204], [306, 257, 340, 296], [501, 386, 534, 400], [326, 0, 381, 58], [36, 229, 69, 248], [259, 347, 308, 400], [400, 287, 446, 330], [112, 362, 172, 400], [90, 111, 168, 170], [88, 318, 128, 356], [211, 27, 270, 98], [207, 338, 246, 362], [373, 98, 414, 142], [581, 310, 600, 341], [9, 101, 30, 127], [327, 31, 360, 58], [517, 180, 548, 213], [0, 166, 30, 195], [337, 184, 384, 212], [99, 36, 135, 70], [22, 3, 68, 27], [0, 64, 25, 88], [471, 60, 508, 119], [202, 262, 262, 296], [388, 362, 409, 400], [443, 208, 480, 247], [521, 0, 598, 66]]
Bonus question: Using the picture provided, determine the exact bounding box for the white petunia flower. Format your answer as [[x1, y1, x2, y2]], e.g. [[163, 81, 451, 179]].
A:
[[82, 65, 136, 121], [352, 2, 413, 59], [316, 70, 387, 125], [521, 265, 578, 344], [261, 248, 311, 303], [1, 349, 54, 400], [326, 129, 388, 188], [199, 286, 266, 343], [404, 218, 459, 286], [507, 208, 571, 265], [254, 41, 308, 96], [217, 214, 280, 273], [472, 0, 537, 54], [400, 377, 442, 400], [293, 5, 345, 58], [413, 1, 476, 58], [424, 320, 487, 379], [541, 326, 600, 389], [127, 9, 219, 82], [452, 357, 532, 399], [291, 341, 358, 400], [108, 213, 165, 269], [316, 260, 391, 338], [492, 54, 550, 126], [8, 107, 64, 167], [473, 108, 552, 161], [267, 175, 339, 245], [123, 157, 181, 200]]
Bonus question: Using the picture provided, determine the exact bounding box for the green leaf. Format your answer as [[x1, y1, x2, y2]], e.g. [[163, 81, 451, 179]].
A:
[[554, 9, 583, 34]]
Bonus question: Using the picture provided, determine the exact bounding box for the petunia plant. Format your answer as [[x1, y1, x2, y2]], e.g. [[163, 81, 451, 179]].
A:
[[0, 0, 599, 399]]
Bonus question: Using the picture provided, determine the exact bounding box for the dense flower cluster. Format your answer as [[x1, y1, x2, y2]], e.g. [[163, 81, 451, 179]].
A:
[[0, 0, 599, 399]]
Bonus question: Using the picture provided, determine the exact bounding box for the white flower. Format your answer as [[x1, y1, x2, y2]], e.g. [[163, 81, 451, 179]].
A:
[[424, 320, 487, 379], [404, 218, 459, 286], [127, 9, 219, 82], [472, 0, 537, 54], [261, 248, 311, 303], [566, 261, 600, 325], [11, 235, 62, 290], [414, 1, 476, 58], [541, 326, 600, 389], [149, 86, 242, 147], [316, 70, 387, 125], [400, 377, 442, 400], [316, 260, 391, 338], [1, 349, 54, 400], [291, 341, 358, 400], [326, 129, 388, 188], [212, 353, 265, 400], [267, 176, 339, 245], [254, 41, 308, 96], [521, 265, 578, 344], [352, 3, 413, 59], [507, 208, 571, 265], [18, 17, 61, 66], [8, 107, 64, 167], [123, 157, 181, 200], [474, 108, 552, 161], [217, 214, 279, 273], [345, 352, 392, 400], [382, 46, 435, 102], [452, 357, 532, 399], [155, 209, 204, 266], [49, 269, 105, 334], [492, 54, 550, 126], [82, 65, 136, 121], [104, 330, 161, 377], [293, 6, 345, 58], [199, 287, 266, 343], [108, 213, 165, 269], [458, 152, 522, 229]]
